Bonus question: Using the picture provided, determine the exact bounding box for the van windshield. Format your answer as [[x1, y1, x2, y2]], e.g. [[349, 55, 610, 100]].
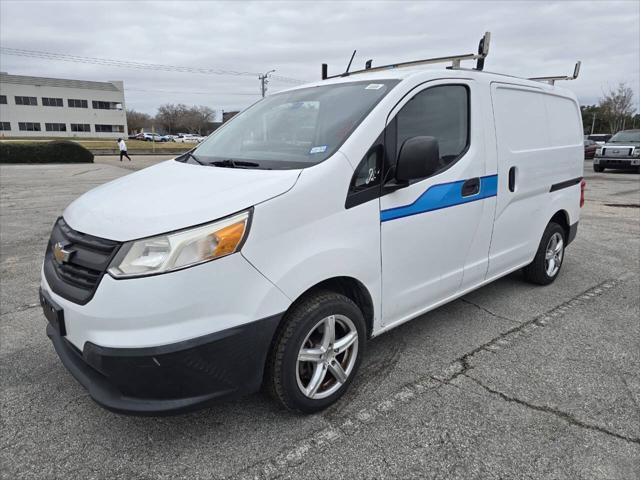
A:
[[188, 80, 399, 169]]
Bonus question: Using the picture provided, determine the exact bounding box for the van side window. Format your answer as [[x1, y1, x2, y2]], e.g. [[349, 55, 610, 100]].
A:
[[345, 134, 384, 209], [396, 85, 469, 173], [352, 145, 382, 190]]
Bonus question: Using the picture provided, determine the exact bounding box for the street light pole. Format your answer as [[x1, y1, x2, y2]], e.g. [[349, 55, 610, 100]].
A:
[[259, 69, 276, 98]]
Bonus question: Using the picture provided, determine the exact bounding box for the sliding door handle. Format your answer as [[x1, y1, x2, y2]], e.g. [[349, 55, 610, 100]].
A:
[[508, 167, 516, 192]]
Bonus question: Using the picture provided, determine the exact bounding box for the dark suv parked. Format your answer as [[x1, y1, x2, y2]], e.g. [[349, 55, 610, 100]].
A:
[[593, 130, 640, 173]]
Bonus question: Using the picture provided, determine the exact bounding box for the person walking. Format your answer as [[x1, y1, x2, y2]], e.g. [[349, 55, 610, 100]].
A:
[[117, 138, 131, 162]]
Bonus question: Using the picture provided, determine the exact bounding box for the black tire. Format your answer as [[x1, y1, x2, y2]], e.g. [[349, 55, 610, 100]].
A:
[[523, 222, 566, 285], [593, 164, 605, 172], [266, 290, 366, 413]]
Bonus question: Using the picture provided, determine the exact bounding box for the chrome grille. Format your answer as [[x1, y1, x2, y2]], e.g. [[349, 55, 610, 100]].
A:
[[603, 147, 632, 157]]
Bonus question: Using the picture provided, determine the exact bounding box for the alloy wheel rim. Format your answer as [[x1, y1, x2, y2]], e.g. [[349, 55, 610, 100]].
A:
[[545, 232, 564, 277], [296, 314, 359, 400]]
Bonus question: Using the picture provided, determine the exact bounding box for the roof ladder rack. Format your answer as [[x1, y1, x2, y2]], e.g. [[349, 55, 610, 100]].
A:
[[321, 32, 491, 80], [529, 61, 581, 85]]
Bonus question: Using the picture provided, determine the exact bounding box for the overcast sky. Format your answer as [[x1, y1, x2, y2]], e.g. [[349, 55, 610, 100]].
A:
[[1, 0, 638, 115]]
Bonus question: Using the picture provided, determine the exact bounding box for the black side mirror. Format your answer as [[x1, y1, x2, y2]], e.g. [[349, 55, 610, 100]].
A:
[[395, 136, 440, 183]]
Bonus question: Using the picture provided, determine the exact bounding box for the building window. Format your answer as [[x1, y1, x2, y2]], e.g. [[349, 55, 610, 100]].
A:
[[0, 122, 10, 131], [68, 99, 88, 108], [42, 97, 64, 107], [95, 124, 124, 133], [92, 100, 121, 110], [15, 96, 38, 106], [0, 95, 6, 104], [18, 122, 41, 131], [45, 123, 67, 132], [70, 123, 91, 132]]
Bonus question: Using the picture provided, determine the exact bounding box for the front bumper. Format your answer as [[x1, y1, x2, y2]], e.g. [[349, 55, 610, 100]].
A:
[[46, 308, 282, 415], [594, 157, 640, 169]]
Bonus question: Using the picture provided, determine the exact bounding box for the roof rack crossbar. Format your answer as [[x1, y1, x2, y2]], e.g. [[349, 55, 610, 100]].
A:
[[321, 32, 491, 80], [529, 61, 581, 85]]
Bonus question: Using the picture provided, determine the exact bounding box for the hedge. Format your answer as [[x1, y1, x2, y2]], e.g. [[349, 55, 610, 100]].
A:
[[0, 140, 94, 164]]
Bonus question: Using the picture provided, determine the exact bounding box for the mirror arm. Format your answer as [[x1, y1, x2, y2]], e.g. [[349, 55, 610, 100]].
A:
[[383, 179, 409, 192]]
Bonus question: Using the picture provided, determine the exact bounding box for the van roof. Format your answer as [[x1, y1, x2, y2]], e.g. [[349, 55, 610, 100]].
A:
[[283, 66, 577, 98]]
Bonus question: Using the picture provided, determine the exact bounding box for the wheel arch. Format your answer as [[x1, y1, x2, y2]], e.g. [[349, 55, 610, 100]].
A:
[[283, 276, 375, 338], [549, 209, 570, 241]]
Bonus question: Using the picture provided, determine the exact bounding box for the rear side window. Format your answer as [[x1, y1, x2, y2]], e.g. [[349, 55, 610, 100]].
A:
[[396, 85, 469, 169]]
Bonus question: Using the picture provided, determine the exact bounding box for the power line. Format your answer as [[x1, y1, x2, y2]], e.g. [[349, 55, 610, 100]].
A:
[[0, 47, 308, 85], [127, 87, 260, 96]]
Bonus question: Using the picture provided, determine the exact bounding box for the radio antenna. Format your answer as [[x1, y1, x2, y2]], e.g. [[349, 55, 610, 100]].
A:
[[342, 50, 357, 77]]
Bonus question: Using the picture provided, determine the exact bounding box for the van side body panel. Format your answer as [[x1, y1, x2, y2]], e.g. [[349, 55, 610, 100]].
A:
[[241, 152, 384, 330], [487, 83, 582, 278]]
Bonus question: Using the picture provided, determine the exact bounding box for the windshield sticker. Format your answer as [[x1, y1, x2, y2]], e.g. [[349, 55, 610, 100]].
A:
[[309, 145, 328, 154], [365, 84, 384, 90]]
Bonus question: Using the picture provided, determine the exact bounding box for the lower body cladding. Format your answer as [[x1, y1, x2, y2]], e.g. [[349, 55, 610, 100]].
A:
[[594, 157, 640, 170], [45, 308, 281, 415], [41, 253, 290, 415]]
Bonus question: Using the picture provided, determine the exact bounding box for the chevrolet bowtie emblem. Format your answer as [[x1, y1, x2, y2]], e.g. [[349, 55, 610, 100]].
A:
[[53, 242, 74, 264]]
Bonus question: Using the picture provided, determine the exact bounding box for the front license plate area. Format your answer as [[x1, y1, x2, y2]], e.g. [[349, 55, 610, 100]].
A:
[[40, 289, 66, 336]]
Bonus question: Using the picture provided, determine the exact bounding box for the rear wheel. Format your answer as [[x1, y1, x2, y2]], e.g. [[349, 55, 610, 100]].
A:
[[593, 164, 605, 172], [266, 291, 366, 413], [523, 222, 566, 285]]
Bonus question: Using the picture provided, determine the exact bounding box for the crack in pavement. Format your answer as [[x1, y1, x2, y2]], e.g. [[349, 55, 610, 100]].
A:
[[231, 275, 634, 479], [464, 374, 640, 445], [72, 168, 102, 176], [0, 303, 40, 317], [460, 298, 519, 325]]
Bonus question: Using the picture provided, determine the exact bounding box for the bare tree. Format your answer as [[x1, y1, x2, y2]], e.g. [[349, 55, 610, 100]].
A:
[[126, 109, 152, 134], [153, 104, 217, 134], [155, 104, 189, 134], [599, 83, 636, 133], [189, 106, 215, 134]]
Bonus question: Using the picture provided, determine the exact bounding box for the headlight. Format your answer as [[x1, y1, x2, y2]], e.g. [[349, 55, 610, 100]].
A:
[[595, 148, 603, 156], [633, 148, 640, 157], [108, 210, 251, 278]]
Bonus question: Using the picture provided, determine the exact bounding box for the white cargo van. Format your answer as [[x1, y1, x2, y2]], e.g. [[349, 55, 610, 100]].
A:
[[40, 34, 586, 414]]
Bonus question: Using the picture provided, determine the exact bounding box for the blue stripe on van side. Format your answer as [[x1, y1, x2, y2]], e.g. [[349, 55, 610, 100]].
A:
[[380, 174, 498, 222]]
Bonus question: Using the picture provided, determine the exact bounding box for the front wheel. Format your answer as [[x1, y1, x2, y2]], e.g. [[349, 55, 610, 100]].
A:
[[593, 164, 605, 172], [266, 291, 366, 413], [523, 222, 566, 285]]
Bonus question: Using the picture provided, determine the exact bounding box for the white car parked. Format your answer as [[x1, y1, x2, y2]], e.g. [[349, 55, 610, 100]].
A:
[[40, 35, 585, 415], [173, 133, 205, 143]]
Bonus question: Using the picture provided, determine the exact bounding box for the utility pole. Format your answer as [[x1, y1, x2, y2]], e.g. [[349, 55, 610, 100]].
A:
[[259, 69, 276, 98], [590, 112, 596, 135]]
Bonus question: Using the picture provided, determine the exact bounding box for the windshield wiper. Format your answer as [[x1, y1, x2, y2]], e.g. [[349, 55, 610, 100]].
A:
[[181, 151, 204, 165], [210, 159, 261, 168]]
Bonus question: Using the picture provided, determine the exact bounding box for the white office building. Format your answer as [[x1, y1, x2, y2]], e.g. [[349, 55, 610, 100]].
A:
[[0, 73, 128, 138]]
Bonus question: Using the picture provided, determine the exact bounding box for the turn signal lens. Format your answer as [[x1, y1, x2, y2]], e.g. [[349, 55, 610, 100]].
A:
[[212, 222, 247, 257], [108, 210, 251, 278]]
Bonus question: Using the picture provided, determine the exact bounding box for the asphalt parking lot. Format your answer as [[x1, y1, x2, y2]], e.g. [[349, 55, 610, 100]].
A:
[[1, 158, 639, 479]]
